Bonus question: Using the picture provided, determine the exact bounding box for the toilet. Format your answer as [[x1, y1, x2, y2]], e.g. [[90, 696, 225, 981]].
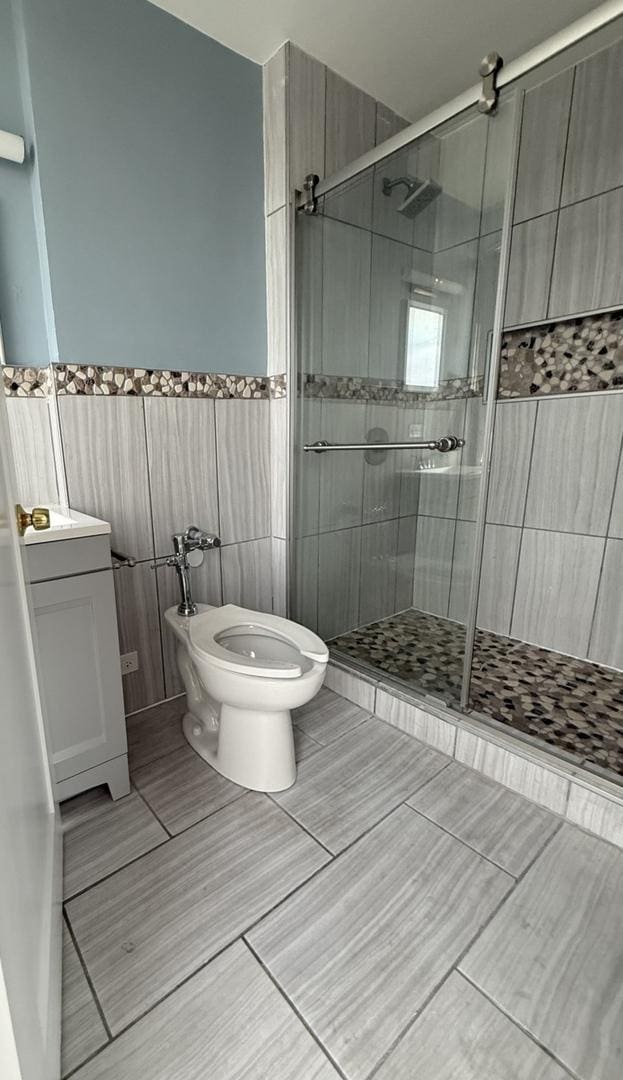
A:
[[165, 603, 329, 792]]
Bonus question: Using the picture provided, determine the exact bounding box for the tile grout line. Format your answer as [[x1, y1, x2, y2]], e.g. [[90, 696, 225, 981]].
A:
[[63, 908, 113, 1044], [402, 799, 528, 879], [131, 782, 173, 839]]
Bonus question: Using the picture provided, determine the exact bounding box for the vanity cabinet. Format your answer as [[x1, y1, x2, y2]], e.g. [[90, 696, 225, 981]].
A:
[[27, 534, 130, 802]]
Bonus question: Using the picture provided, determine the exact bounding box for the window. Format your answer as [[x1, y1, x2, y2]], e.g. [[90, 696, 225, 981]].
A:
[[404, 301, 445, 390]]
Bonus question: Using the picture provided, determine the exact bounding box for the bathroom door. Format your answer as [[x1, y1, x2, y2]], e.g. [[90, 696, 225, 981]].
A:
[[0, 387, 61, 1079]]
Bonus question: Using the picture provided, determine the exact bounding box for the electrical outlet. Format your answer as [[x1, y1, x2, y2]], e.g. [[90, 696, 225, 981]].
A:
[[120, 651, 139, 676]]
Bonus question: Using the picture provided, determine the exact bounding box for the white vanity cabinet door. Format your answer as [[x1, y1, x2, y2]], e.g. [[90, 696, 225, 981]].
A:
[[30, 570, 128, 784]]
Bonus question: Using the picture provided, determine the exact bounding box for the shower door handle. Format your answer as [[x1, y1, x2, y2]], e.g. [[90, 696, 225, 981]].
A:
[[303, 435, 465, 453]]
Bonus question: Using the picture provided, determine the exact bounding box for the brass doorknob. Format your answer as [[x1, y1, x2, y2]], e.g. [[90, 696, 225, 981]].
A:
[[16, 504, 51, 537]]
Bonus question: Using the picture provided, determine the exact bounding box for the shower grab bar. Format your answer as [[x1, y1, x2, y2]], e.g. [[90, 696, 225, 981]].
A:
[[303, 435, 465, 454]]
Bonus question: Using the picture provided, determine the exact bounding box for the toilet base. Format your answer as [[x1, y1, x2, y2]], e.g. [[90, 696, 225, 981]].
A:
[[182, 704, 297, 793]]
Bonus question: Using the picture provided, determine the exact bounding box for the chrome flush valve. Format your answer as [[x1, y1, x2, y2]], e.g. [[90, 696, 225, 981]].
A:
[[162, 526, 222, 616]]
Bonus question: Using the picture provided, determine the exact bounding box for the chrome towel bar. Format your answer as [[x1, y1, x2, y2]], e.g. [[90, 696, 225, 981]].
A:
[[303, 435, 465, 454]]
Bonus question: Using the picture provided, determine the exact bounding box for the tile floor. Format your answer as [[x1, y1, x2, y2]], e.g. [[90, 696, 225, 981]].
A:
[[330, 608, 623, 777], [61, 689, 623, 1079]]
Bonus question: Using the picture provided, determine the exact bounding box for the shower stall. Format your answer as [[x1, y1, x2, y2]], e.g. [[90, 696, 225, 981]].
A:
[[289, 20, 623, 785]]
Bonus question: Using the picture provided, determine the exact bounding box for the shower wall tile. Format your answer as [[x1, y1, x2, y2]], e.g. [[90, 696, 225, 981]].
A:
[[513, 68, 573, 223], [504, 213, 557, 327], [588, 539, 623, 671], [524, 395, 622, 536], [59, 395, 153, 560], [610, 460, 623, 539], [324, 168, 374, 231], [359, 519, 399, 626], [156, 555, 223, 698], [433, 112, 487, 251], [470, 230, 501, 381], [362, 403, 402, 523], [296, 399, 322, 537], [263, 46, 287, 213], [318, 401, 365, 531], [221, 538, 273, 614], [6, 396, 59, 506], [432, 239, 479, 379], [317, 528, 361, 639], [375, 103, 410, 146], [325, 70, 376, 176], [480, 96, 515, 236], [561, 38, 623, 206], [288, 45, 326, 188], [368, 235, 420, 381], [296, 214, 323, 376], [548, 187, 623, 319], [486, 400, 537, 527], [417, 399, 466, 519], [113, 562, 164, 713], [270, 395, 288, 540], [371, 149, 417, 246], [215, 399, 270, 543], [456, 397, 487, 523], [271, 537, 287, 616], [144, 397, 219, 557], [395, 515, 417, 613], [511, 529, 604, 658], [477, 524, 522, 637], [265, 207, 287, 376], [322, 217, 371, 377], [448, 519, 475, 625], [294, 534, 319, 630], [412, 515, 455, 618]]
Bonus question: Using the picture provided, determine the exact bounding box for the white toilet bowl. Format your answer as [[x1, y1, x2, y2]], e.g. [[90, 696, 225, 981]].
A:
[[165, 603, 329, 792]]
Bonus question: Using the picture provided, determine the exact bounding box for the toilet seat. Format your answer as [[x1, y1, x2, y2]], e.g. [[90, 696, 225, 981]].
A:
[[188, 605, 329, 679]]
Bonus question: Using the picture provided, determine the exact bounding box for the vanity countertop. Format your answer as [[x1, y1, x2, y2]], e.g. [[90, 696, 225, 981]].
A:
[[24, 507, 111, 545]]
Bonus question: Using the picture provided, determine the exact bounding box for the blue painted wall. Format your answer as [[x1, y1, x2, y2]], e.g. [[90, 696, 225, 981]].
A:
[[4, 0, 267, 374], [0, 2, 51, 365]]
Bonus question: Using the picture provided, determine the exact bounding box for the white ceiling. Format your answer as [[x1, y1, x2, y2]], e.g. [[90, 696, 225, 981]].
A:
[[148, 0, 605, 119]]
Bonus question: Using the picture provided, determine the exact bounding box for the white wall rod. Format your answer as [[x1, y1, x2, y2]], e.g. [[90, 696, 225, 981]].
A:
[[0, 129, 25, 165], [311, 0, 623, 202]]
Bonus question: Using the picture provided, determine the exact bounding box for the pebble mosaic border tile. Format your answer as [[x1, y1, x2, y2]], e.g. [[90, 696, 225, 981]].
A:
[[300, 372, 483, 404], [331, 608, 623, 779], [499, 309, 623, 398], [3, 364, 286, 400]]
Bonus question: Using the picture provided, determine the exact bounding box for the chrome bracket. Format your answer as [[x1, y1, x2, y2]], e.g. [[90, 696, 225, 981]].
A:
[[478, 52, 503, 114], [301, 173, 320, 215]]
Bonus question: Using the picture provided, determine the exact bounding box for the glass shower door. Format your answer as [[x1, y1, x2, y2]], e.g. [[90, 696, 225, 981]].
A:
[[292, 95, 518, 709]]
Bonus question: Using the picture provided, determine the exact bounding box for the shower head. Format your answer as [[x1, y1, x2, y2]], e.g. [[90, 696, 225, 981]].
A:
[[382, 174, 442, 218]]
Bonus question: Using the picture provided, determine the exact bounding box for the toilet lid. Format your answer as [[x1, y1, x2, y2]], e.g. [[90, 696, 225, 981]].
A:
[[188, 605, 329, 679]]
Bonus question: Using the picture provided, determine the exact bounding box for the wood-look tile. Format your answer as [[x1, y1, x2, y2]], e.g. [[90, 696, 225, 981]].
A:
[[372, 149, 416, 245], [470, 230, 502, 378], [561, 38, 623, 206], [325, 70, 376, 176], [67, 794, 329, 1033], [62, 923, 108, 1077], [456, 396, 486, 522], [433, 112, 487, 251], [477, 523, 522, 636], [59, 396, 152, 560], [249, 806, 512, 1080], [511, 529, 604, 658], [323, 665, 376, 711], [270, 394, 287, 538], [369, 234, 422, 381], [221, 538, 273, 613], [319, 400, 365, 530], [549, 187, 623, 318], [455, 729, 569, 814], [265, 207, 287, 377], [566, 784, 623, 849], [448, 518, 476, 625], [461, 825, 623, 1080], [321, 218, 371, 378], [416, 398, 466, 519], [156, 557, 222, 697], [487, 400, 537, 526], [262, 46, 286, 215], [292, 686, 370, 746], [113, 561, 165, 713], [126, 695, 187, 772], [375, 971, 570, 1080], [374, 687, 456, 755], [362, 404, 403, 524], [271, 536, 287, 616], [324, 166, 374, 231], [144, 397, 219, 557], [294, 534, 319, 630], [215, 399, 270, 544], [504, 213, 557, 327], [589, 539, 623, 670], [287, 44, 326, 188], [408, 760, 558, 875], [395, 514, 416, 612], [480, 96, 515, 236], [72, 940, 339, 1080], [273, 717, 448, 853], [412, 515, 455, 618], [62, 788, 167, 898], [431, 240, 478, 378], [359, 519, 400, 625], [133, 744, 245, 835], [525, 395, 622, 535], [294, 727, 321, 762], [6, 396, 59, 506], [375, 103, 409, 146], [317, 527, 361, 640], [610, 458, 623, 538], [514, 68, 573, 222]]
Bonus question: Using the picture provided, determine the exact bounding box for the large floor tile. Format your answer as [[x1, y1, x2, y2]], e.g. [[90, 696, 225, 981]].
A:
[[61, 923, 108, 1077], [408, 761, 560, 876], [274, 717, 449, 853], [461, 825, 623, 1080], [133, 744, 245, 835], [126, 696, 187, 772], [72, 940, 338, 1080], [66, 794, 329, 1033], [62, 788, 167, 898], [293, 686, 371, 746], [375, 972, 569, 1080], [249, 807, 512, 1080]]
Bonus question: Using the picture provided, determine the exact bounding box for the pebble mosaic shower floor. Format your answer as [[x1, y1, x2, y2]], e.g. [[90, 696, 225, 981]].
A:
[[330, 608, 623, 779]]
